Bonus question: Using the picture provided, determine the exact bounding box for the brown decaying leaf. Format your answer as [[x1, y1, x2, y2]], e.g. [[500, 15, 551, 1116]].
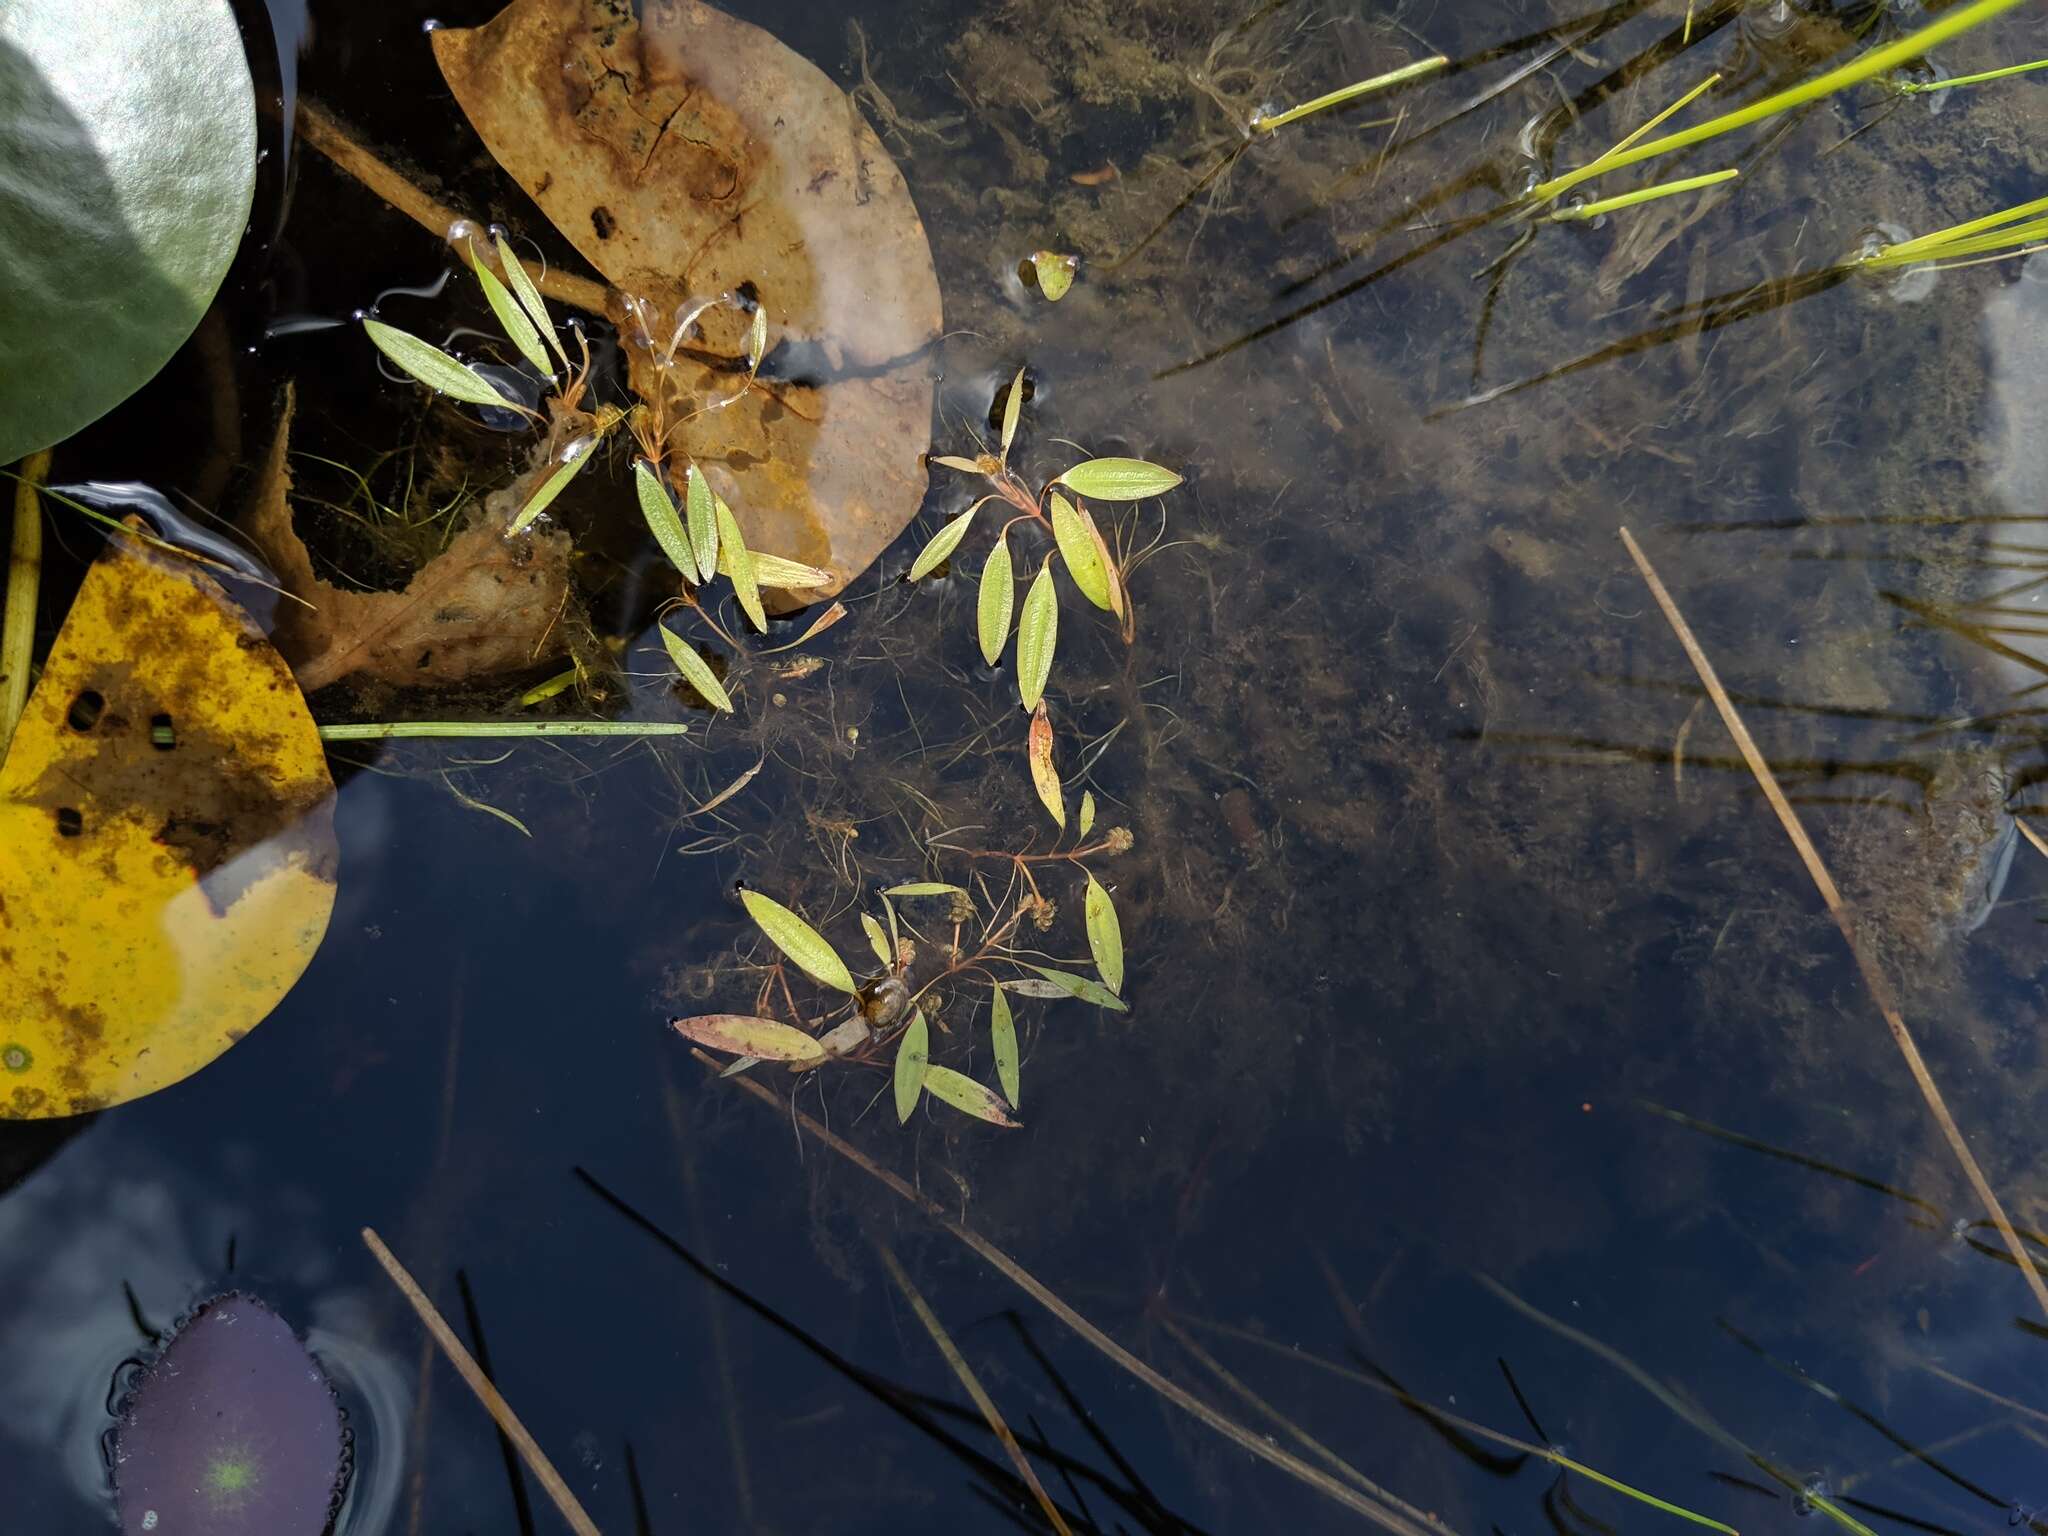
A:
[[1027, 702, 1063, 828], [247, 387, 578, 693], [431, 0, 942, 604]]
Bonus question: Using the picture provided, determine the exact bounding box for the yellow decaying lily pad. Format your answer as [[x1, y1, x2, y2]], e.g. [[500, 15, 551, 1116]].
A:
[[0, 529, 337, 1118]]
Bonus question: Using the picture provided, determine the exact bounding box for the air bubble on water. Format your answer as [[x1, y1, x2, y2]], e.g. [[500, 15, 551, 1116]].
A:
[[444, 218, 484, 250]]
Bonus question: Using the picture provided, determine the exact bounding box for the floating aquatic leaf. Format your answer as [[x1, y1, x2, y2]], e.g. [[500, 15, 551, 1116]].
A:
[[894, 1008, 929, 1122], [495, 232, 566, 367], [885, 881, 968, 898], [922, 1064, 1019, 1127], [989, 985, 1019, 1108], [0, 0, 256, 463], [747, 304, 767, 370], [1049, 492, 1113, 611], [431, 0, 942, 599], [716, 493, 769, 633], [464, 240, 552, 375], [362, 319, 522, 410], [635, 461, 696, 580], [671, 1013, 825, 1063], [1081, 500, 1128, 623], [1085, 873, 1124, 994], [659, 624, 733, 712], [1000, 366, 1026, 462], [684, 464, 719, 585], [1079, 790, 1097, 838], [741, 890, 856, 992], [1026, 965, 1129, 1012], [1028, 703, 1064, 828], [979, 531, 1014, 667], [861, 912, 893, 966], [908, 505, 979, 581], [750, 552, 834, 589], [1027, 250, 1078, 301], [507, 433, 598, 534], [1003, 978, 1071, 999], [1056, 457, 1183, 501], [932, 455, 984, 474], [1016, 560, 1058, 711], [0, 525, 336, 1118], [114, 1293, 345, 1536]]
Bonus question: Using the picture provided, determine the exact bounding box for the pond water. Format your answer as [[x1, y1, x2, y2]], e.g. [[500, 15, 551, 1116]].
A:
[[8, 0, 2048, 1531]]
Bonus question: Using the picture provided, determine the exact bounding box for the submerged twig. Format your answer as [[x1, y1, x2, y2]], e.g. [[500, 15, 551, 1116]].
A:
[[361, 1227, 604, 1536], [1, 449, 49, 757], [1618, 527, 2048, 1325]]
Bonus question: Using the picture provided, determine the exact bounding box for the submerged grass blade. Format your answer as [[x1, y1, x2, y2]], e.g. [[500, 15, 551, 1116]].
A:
[[1896, 55, 2048, 92], [1549, 169, 1737, 222], [1250, 56, 1448, 133]]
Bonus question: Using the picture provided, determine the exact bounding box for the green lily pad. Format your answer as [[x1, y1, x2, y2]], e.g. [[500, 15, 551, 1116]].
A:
[[0, 0, 256, 462]]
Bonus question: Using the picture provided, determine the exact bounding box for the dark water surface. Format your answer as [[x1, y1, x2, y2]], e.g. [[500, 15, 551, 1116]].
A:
[[9, 0, 2048, 1531]]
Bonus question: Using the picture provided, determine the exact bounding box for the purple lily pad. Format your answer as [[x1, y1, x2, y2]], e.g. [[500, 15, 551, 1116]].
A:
[[113, 1292, 345, 1536]]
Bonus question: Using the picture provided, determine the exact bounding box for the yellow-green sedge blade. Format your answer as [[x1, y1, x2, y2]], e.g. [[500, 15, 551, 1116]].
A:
[[658, 623, 734, 712], [999, 364, 1026, 463], [465, 241, 552, 376], [1015, 558, 1058, 711], [989, 985, 1019, 1108], [894, 1008, 929, 1122], [908, 503, 980, 581], [634, 460, 696, 581], [507, 435, 598, 534], [495, 234, 568, 369], [685, 463, 719, 585], [740, 889, 856, 992], [1049, 491, 1113, 609], [363, 318, 523, 410], [978, 529, 1014, 667]]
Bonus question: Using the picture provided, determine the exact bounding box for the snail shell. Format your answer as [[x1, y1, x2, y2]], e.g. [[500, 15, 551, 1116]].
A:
[[858, 974, 911, 1029]]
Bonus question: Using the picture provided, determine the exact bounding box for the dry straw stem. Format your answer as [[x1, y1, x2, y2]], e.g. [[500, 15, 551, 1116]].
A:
[[698, 1051, 1452, 1536], [1618, 526, 2048, 1325], [874, 1241, 1074, 1536], [361, 1227, 604, 1536], [1, 450, 49, 757], [295, 99, 610, 315]]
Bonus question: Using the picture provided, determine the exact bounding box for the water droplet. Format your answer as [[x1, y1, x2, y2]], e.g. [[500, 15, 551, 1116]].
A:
[[421, 18, 442, 32]]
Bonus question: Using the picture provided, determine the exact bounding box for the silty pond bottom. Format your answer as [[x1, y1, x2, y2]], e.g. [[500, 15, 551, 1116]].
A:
[[6, 0, 2048, 1530]]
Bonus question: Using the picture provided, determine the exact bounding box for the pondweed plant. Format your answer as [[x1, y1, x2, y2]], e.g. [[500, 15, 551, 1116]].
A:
[[359, 222, 834, 699], [673, 798, 1131, 1128], [908, 368, 1183, 712]]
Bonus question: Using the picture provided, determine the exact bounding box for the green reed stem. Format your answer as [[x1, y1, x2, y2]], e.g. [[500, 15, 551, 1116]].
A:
[[1532, 0, 2027, 202], [1250, 55, 1448, 133], [1864, 190, 2048, 263], [1551, 1456, 1740, 1535], [1549, 168, 1737, 221], [319, 721, 690, 741], [1896, 53, 2048, 91]]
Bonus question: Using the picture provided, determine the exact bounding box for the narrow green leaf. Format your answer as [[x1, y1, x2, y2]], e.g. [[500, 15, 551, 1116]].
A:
[[999, 365, 1026, 462], [685, 463, 719, 584], [465, 243, 553, 376], [908, 504, 979, 581], [751, 552, 833, 589], [978, 530, 1014, 667], [659, 624, 734, 712], [1049, 492, 1113, 610], [1056, 457, 1183, 501], [1079, 790, 1096, 838], [507, 436, 597, 534], [1026, 965, 1128, 1011], [932, 454, 984, 474], [634, 461, 696, 580], [922, 1064, 1019, 1127], [1002, 978, 1070, 999], [894, 1008, 930, 1123], [1085, 873, 1124, 994], [671, 1014, 824, 1063], [495, 233, 568, 368], [363, 318, 521, 410], [861, 912, 893, 966], [741, 890, 856, 992], [1015, 559, 1058, 711], [884, 882, 968, 898], [716, 493, 768, 632], [989, 985, 1019, 1109]]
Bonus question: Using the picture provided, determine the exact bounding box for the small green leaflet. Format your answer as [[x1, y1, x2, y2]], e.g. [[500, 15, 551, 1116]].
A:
[[1049, 492, 1113, 610], [363, 319, 522, 410], [999, 365, 1026, 462], [465, 242, 552, 376], [989, 984, 1019, 1108], [923, 1064, 1019, 1127], [740, 890, 856, 992], [978, 530, 1014, 667], [496, 233, 568, 368], [751, 552, 834, 589], [508, 435, 598, 534], [894, 1008, 929, 1122], [684, 463, 719, 584], [634, 461, 696, 581], [861, 912, 893, 966], [659, 624, 733, 712], [671, 1014, 824, 1063], [1028, 251, 1078, 301], [1056, 457, 1183, 501], [715, 493, 768, 632], [908, 504, 978, 581], [1079, 790, 1096, 838], [1085, 873, 1123, 993], [1015, 559, 1058, 711], [1026, 965, 1128, 1011], [884, 882, 967, 898]]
